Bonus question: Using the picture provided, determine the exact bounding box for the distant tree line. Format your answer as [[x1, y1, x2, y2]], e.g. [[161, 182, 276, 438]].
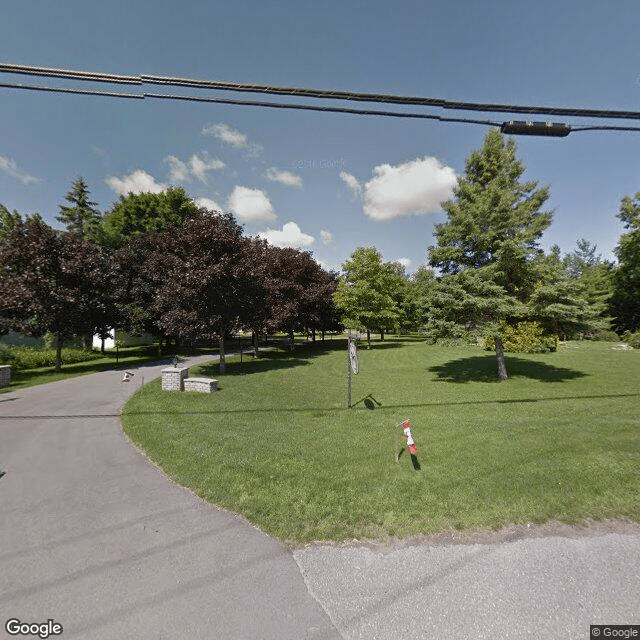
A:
[[0, 182, 340, 372], [2, 131, 639, 378]]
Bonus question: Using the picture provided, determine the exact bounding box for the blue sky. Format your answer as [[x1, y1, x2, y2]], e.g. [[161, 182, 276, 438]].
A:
[[1, 0, 639, 272]]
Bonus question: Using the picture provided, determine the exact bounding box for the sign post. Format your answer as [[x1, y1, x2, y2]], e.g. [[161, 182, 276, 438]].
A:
[[346, 331, 359, 408]]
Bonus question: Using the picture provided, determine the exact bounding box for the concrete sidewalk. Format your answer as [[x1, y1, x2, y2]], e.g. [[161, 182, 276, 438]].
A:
[[0, 356, 341, 639]]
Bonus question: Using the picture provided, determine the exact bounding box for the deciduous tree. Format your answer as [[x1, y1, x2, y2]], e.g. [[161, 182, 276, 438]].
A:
[[333, 247, 403, 348], [102, 187, 199, 246], [0, 219, 115, 370]]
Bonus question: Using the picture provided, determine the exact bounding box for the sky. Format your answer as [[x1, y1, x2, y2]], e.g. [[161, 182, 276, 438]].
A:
[[1, 0, 639, 273]]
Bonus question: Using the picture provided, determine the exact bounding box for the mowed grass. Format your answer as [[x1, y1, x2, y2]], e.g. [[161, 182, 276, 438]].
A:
[[121, 338, 640, 544]]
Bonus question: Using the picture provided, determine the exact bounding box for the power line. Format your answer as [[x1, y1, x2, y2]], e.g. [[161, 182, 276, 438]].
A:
[[0, 81, 143, 100], [3, 61, 640, 122], [0, 80, 502, 124], [3, 77, 640, 135]]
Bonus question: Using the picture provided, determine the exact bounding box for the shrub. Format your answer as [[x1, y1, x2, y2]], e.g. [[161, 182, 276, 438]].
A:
[[589, 329, 620, 342], [483, 321, 558, 353], [0, 345, 103, 370], [622, 331, 640, 349]]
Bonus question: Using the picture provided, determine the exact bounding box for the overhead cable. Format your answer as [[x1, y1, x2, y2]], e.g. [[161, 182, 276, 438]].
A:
[[4, 80, 640, 134], [2, 61, 640, 122]]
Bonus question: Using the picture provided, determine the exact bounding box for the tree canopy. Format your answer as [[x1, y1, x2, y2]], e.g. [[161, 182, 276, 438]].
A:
[[101, 187, 200, 246], [611, 192, 640, 332], [333, 247, 404, 347], [56, 177, 102, 241], [0, 218, 115, 370], [427, 129, 589, 378]]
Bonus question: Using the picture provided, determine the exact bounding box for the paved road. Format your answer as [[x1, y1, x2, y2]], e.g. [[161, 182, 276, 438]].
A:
[[294, 533, 640, 640], [0, 356, 341, 639], [1, 358, 639, 640]]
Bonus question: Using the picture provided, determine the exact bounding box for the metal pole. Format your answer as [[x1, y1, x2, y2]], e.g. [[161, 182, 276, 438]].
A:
[[347, 333, 352, 408]]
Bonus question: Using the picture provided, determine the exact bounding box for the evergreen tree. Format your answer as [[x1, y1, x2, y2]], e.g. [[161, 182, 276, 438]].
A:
[[57, 178, 102, 241], [428, 129, 587, 378], [611, 193, 640, 332], [563, 239, 614, 335], [1, 205, 44, 243]]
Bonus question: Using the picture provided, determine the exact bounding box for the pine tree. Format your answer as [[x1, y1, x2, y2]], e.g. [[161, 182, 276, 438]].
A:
[[427, 129, 588, 379], [611, 193, 640, 332], [56, 178, 102, 241]]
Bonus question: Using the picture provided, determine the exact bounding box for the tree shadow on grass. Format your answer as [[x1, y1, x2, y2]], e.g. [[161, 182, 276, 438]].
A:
[[196, 352, 314, 378], [429, 354, 588, 383]]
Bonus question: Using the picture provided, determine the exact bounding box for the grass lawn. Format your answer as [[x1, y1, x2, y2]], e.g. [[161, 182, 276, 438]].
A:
[[121, 337, 640, 545]]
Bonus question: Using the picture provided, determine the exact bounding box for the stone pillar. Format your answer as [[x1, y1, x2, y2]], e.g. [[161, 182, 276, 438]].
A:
[[0, 366, 10, 388], [161, 367, 189, 391]]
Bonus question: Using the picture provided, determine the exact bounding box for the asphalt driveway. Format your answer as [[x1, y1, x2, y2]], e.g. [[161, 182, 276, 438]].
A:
[[0, 356, 341, 639]]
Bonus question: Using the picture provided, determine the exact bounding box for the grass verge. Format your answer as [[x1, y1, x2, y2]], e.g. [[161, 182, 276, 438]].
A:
[[121, 337, 640, 544]]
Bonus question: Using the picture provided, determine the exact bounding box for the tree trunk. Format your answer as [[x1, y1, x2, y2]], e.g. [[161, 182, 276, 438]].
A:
[[219, 334, 226, 374], [101, 337, 105, 354], [312, 329, 316, 343], [367, 330, 371, 349], [495, 336, 508, 380], [55, 332, 63, 373], [252, 330, 259, 357], [380, 330, 385, 341]]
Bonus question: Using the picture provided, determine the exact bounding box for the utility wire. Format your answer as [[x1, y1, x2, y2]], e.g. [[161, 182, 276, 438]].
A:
[[3, 79, 640, 134], [0, 81, 143, 100], [3, 61, 640, 122], [0, 80, 501, 124]]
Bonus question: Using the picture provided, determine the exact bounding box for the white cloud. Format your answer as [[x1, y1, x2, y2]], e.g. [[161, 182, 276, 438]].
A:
[[0, 156, 40, 185], [164, 153, 225, 184], [202, 123, 263, 157], [362, 157, 457, 221], [165, 156, 190, 183], [397, 258, 411, 269], [189, 153, 225, 182], [195, 197, 223, 212], [258, 222, 315, 249], [202, 123, 248, 148], [265, 167, 303, 189], [106, 170, 167, 196], [339, 171, 362, 197], [227, 186, 276, 222], [320, 229, 333, 244]]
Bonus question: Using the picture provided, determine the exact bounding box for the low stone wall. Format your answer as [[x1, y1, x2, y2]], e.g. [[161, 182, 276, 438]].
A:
[[0, 365, 10, 388], [183, 377, 218, 393], [161, 367, 189, 391]]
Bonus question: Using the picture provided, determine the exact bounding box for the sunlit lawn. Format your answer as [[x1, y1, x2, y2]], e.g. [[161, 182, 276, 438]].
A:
[[121, 337, 640, 544]]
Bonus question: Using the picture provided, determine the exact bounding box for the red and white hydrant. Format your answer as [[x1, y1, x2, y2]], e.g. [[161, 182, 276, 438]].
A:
[[403, 420, 418, 454]]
